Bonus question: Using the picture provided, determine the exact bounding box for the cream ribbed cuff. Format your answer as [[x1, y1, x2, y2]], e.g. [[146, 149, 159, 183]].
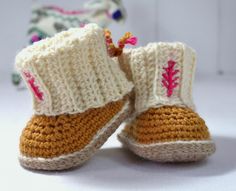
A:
[[16, 24, 133, 116], [123, 42, 196, 114]]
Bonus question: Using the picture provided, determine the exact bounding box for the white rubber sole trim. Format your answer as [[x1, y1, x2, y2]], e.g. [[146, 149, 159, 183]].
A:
[[19, 100, 131, 171], [118, 132, 216, 162]]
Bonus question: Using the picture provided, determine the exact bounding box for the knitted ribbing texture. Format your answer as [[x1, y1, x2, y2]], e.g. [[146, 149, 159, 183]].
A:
[[123, 42, 196, 114], [16, 24, 133, 116]]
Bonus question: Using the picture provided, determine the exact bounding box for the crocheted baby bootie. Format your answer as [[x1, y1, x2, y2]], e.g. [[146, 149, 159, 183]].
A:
[[16, 24, 133, 170], [118, 42, 216, 162]]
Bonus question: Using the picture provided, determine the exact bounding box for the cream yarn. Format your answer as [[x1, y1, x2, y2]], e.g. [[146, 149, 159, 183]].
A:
[[16, 23, 133, 116], [121, 42, 196, 114]]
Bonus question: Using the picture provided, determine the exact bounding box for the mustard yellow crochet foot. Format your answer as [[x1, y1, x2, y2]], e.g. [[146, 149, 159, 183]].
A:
[[118, 106, 215, 162], [20, 99, 131, 170], [118, 42, 215, 162]]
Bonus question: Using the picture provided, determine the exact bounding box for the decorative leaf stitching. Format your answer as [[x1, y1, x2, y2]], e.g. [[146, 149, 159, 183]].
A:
[[23, 71, 44, 101], [162, 60, 179, 97]]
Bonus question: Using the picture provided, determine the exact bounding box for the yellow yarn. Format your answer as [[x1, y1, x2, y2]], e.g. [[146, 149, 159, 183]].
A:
[[123, 106, 211, 144]]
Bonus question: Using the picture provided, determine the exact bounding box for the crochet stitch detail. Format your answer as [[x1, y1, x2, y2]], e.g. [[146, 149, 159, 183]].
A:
[[122, 106, 211, 144], [127, 42, 195, 114], [16, 24, 133, 116], [20, 100, 124, 158], [23, 71, 44, 101], [162, 60, 179, 97]]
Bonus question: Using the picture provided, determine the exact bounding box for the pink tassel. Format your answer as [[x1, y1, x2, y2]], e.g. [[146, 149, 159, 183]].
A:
[[125, 37, 138, 45]]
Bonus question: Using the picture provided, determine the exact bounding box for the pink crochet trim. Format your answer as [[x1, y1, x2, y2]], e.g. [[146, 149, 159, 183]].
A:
[[23, 71, 44, 101], [162, 60, 179, 97], [45, 5, 89, 15]]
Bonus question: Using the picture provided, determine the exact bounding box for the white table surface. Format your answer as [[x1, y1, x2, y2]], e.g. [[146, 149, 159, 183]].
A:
[[0, 75, 235, 191]]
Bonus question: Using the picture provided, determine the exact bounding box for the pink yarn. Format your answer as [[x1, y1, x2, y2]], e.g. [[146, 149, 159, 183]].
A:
[[31, 35, 41, 43], [45, 5, 89, 15], [23, 71, 44, 101], [118, 36, 138, 48], [162, 60, 179, 97], [125, 37, 137, 45]]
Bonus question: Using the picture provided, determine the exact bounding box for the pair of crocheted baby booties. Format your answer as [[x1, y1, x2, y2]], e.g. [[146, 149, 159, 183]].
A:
[[16, 24, 215, 171]]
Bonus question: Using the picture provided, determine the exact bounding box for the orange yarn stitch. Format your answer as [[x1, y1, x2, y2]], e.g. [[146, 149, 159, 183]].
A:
[[123, 106, 211, 144], [20, 100, 125, 158], [104, 29, 137, 57]]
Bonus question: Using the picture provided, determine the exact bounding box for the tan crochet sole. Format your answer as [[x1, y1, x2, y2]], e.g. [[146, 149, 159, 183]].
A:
[[19, 101, 131, 171], [118, 132, 216, 162]]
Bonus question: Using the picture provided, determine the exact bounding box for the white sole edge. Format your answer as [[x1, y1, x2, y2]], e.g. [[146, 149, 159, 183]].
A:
[[118, 132, 216, 162]]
